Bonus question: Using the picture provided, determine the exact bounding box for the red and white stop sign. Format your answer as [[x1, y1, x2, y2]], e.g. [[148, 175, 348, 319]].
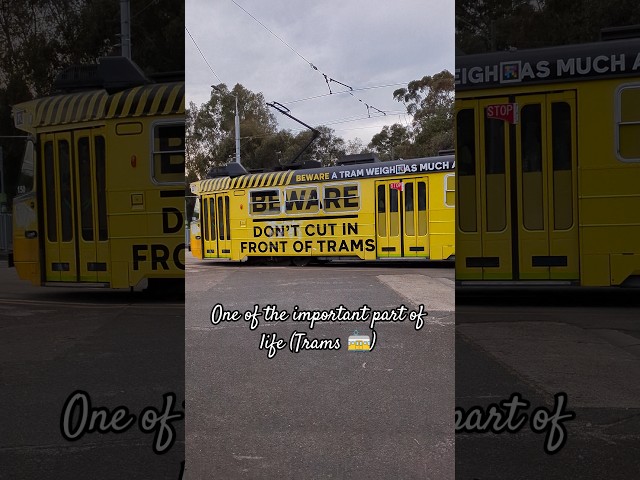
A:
[[486, 103, 519, 124]]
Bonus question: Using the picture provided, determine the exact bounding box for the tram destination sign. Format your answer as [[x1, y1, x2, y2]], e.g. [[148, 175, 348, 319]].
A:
[[456, 39, 640, 90], [291, 157, 454, 184]]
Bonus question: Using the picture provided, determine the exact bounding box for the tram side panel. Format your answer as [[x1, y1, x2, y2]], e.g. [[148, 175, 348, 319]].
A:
[[456, 81, 640, 286], [192, 169, 454, 262], [578, 79, 640, 286], [428, 172, 455, 261], [106, 118, 186, 288], [236, 180, 377, 261]]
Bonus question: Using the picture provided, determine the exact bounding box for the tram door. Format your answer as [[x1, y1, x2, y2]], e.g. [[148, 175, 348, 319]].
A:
[[201, 193, 231, 258], [376, 180, 428, 258], [402, 179, 429, 257], [40, 129, 109, 283], [456, 92, 578, 281]]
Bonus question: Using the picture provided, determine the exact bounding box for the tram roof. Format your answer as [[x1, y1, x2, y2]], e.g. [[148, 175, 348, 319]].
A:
[[456, 37, 640, 91], [190, 155, 455, 195], [12, 81, 184, 132]]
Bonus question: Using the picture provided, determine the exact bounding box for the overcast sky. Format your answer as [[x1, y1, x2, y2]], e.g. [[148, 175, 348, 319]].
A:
[[185, 0, 454, 146]]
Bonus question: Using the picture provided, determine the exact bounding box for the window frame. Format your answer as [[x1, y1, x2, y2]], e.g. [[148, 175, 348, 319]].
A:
[[248, 188, 282, 217], [615, 82, 640, 163], [150, 120, 185, 185]]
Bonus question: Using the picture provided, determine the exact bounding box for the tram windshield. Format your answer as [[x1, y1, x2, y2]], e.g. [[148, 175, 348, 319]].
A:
[[16, 139, 35, 195]]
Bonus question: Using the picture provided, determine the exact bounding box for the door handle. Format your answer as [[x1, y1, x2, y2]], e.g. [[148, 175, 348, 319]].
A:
[[25, 230, 38, 239]]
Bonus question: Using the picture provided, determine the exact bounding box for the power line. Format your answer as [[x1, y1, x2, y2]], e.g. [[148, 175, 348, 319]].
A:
[[185, 26, 223, 84], [229, 0, 388, 117], [235, 110, 408, 140], [281, 82, 409, 105], [132, 0, 159, 19], [229, 0, 313, 67]]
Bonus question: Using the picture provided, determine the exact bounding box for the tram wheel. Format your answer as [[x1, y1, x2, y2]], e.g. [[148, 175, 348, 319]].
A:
[[267, 257, 291, 266], [292, 256, 311, 267]]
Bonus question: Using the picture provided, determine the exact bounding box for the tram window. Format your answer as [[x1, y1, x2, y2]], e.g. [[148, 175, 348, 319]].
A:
[[377, 185, 385, 213], [59, 140, 73, 242], [203, 197, 209, 241], [17, 140, 35, 194], [521, 105, 542, 173], [95, 136, 108, 241], [249, 189, 280, 215], [617, 86, 640, 161], [405, 183, 415, 236], [389, 188, 399, 213], [192, 198, 200, 222], [551, 102, 573, 230], [153, 123, 185, 183], [405, 183, 414, 212], [217, 196, 225, 240], [285, 186, 319, 214], [485, 117, 505, 174], [456, 109, 476, 176], [445, 175, 455, 207], [418, 182, 427, 211], [457, 108, 477, 233], [521, 104, 544, 230], [225, 196, 231, 240], [323, 184, 359, 213], [77, 137, 94, 241], [418, 182, 427, 236], [44, 141, 57, 242], [484, 117, 506, 232], [551, 103, 572, 171], [377, 185, 386, 237], [209, 197, 216, 241]]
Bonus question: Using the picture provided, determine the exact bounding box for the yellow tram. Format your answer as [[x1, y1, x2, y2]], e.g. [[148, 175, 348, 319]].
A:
[[189, 155, 455, 264], [455, 35, 640, 286], [11, 57, 185, 288]]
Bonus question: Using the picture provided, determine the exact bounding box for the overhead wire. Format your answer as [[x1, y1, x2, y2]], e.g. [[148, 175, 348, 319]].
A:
[[281, 82, 409, 105], [235, 110, 408, 141], [229, 0, 389, 117], [185, 26, 223, 84]]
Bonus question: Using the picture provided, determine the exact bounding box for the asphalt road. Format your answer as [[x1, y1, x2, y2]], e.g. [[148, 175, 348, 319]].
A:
[[0, 263, 185, 480], [456, 287, 640, 479], [185, 255, 455, 479]]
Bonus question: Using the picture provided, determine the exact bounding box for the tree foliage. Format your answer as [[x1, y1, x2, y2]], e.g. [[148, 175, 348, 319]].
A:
[[368, 70, 454, 160], [186, 84, 354, 179], [187, 84, 278, 179], [1, 0, 184, 199], [456, 0, 640, 53]]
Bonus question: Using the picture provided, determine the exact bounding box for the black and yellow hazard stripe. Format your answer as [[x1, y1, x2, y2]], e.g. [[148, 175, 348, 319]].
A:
[[194, 170, 296, 194], [28, 82, 184, 128]]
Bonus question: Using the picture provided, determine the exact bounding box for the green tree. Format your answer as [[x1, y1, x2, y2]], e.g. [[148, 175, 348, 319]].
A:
[[368, 124, 414, 161], [186, 83, 279, 178], [456, 0, 640, 53], [1, 0, 184, 200], [295, 126, 346, 166], [395, 71, 455, 156], [369, 70, 454, 159]]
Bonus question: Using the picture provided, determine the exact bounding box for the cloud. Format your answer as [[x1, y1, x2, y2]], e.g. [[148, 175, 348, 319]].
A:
[[186, 0, 453, 143]]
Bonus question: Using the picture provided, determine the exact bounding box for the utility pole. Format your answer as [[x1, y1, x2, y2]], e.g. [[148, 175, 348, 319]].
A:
[[120, 0, 131, 59], [234, 95, 240, 164], [212, 85, 241, 164]]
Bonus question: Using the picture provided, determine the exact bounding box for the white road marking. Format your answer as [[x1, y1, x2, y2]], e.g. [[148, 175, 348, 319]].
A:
[[376, 274, 455, 313]]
